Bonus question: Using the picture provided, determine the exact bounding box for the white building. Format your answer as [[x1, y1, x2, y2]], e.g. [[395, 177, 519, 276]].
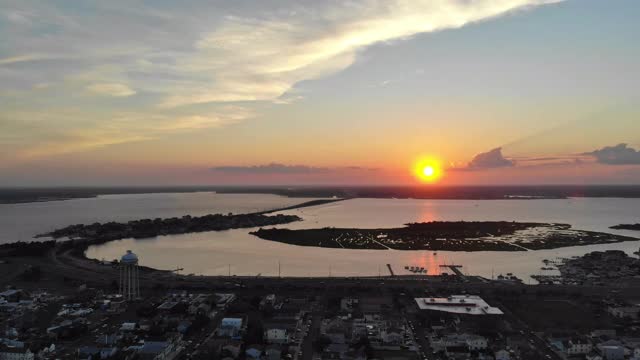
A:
[[0, 347, 35, 360], [607, 304, 640, 319], [381, 328, 404, 345], [414, 295, 503, 315], [465, 335, 488, 351], [565, 338, 593, 356], [264, 327, 290, 344], [218, 318, 245, 338]]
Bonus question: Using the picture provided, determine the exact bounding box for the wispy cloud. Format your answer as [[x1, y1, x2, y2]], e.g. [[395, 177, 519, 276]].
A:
[[3, 106, 253, 161], [0, 0, 562, 159], [86, 83, 136, 97], [211, 163, 378, 174], [162, 0, 562, 107]]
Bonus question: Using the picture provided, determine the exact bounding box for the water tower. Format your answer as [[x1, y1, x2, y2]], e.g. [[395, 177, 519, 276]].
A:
[[119, 250, 140, 300]]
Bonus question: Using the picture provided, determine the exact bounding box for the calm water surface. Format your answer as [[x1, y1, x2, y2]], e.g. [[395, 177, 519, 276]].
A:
[[0, 193, 309, 243], [86, 197, 640, 282]]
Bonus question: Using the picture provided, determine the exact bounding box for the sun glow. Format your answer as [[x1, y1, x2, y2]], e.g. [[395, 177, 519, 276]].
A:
[[413, 157, 443, 183]]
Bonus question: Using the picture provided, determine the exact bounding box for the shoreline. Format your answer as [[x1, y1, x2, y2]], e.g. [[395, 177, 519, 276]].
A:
[[5, 185, 640, 204], [36, 198, 344, 241], [250, 222, 640, 251]]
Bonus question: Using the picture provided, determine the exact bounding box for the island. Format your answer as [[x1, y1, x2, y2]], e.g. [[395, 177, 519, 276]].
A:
[[250, 221, 639, 251], [610, 223, 640, 231]]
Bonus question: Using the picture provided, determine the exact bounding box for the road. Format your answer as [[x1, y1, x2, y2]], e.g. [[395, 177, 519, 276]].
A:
[[496, 301, 562, 360]]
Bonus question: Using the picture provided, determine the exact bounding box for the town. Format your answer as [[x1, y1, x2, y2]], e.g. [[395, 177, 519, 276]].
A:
[[1, 248, 640, 360]]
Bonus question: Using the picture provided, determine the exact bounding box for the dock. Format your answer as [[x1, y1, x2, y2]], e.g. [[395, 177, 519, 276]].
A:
[[386, 264, 395, 277], [439, 264, 466, 281]]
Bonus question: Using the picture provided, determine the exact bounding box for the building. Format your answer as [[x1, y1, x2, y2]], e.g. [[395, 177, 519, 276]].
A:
[[607, 304, 640, 319], [218, 318, 245, 339], [495, 349, 510, 360], [119, 250, 140, 301], [414, 295, 504, 315], [263, 324, 293, 344], [245, 345, 263, 359], [0, 346, 34, 360], [565, 337, 593, 356]]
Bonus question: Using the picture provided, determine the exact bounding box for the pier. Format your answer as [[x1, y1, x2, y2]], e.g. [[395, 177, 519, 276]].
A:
[[440, 264, 466, 281], [386, 264, 395, 276]]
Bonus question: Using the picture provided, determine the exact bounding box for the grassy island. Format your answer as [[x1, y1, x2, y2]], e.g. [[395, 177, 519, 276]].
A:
[[610, 223, 640, 231], [250, 221, 639, 251]]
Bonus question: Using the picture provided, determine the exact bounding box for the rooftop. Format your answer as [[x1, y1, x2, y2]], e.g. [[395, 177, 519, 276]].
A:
[[414, 295, 503, 315]]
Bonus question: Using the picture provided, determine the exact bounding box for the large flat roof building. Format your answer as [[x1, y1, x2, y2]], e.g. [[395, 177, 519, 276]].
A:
[[414, 295, 503, 315]]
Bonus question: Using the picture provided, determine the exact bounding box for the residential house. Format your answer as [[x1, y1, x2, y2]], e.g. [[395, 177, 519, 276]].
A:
[[218, 318, 245, 339], [495, 349, 510, 360], [246, 344, 263, 360], [0, 345, 34, 360], [565, 337, 593, 356]]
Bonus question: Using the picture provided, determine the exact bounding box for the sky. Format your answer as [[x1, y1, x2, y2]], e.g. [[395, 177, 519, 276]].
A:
[[1, 0, 639, 186]]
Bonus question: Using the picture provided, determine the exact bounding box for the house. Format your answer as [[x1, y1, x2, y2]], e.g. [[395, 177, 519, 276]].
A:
[[597, 343, 624, 360], [341, 298, 359, 312], [0, 345, 34, 360], [607, 304, 640, 320], [591, 329, 616, 338], [380, 327, 403, 345], [265, 345, 282, 360], [220, 341, 243, 358], [0, 290, 27, 303], [465, 335, 488, 351], [134, 341, 180, 360], [177, 320, 192, 335], [264, 320, 296, 344], [77, 346, 118, 360], [120, 322, 137, 332], [218, 318, 245, 339], [246, 344, 263, 359], [46, 319, 87, 340], [323, 343, 349, 359], [565, 337, 593, 356], [495, 349, 510, 360], [260, 294, 277, 310], [215, 294, 237, 309], [586, 351, 603, 360]]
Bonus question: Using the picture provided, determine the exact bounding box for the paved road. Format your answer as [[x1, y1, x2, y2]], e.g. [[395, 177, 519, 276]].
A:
[[496, 301, 562, 360]]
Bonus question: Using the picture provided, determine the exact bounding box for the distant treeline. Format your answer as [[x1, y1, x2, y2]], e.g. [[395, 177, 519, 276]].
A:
[[4, 185, 640, 204], [610, 223, 640, 231], [0, 241, 57, 256]]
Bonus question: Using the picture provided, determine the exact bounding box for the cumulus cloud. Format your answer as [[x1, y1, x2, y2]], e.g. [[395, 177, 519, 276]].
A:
[[86, 82, 136, 97], [465, 147, 515, 170], [586, 143, 640, 165], [212, 163, 377, 174]]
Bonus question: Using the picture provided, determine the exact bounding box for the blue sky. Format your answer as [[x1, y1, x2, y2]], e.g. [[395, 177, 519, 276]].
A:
[[1, 0, 639, 185]]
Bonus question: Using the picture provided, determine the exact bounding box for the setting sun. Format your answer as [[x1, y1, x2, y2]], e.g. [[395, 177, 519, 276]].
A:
[[423, 166, 435, 177], [413, 157, 444, 183]]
